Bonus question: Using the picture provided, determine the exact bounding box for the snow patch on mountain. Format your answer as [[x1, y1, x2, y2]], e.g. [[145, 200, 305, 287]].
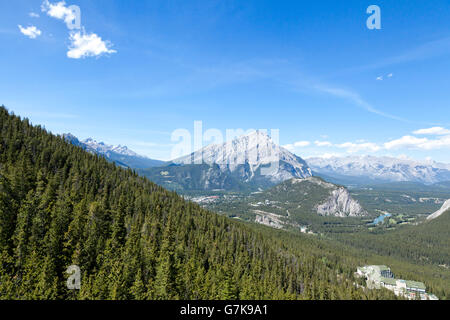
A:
[[81, 138, 139, 157]]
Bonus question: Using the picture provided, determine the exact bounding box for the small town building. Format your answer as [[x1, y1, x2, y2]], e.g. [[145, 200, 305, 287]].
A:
[[356, 265, 437, 300]]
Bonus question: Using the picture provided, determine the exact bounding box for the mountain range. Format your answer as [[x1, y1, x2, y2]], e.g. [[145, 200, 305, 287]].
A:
[[65, 132, 450, 193], [63, 133, 165, 169], [307, 156, 450, 185]]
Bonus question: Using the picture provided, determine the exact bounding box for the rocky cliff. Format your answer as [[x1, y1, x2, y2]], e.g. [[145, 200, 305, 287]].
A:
[[316, 187, 366, 217]]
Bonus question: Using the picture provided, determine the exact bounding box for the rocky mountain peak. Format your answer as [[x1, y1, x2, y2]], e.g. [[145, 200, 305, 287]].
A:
[[63, 133, 164, 169], [172, 130, 312, 185]]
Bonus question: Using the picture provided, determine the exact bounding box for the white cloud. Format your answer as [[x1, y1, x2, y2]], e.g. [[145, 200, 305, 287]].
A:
[[313, 139, 382, 153], [310, 134, 450, 153], [387, 73, 393, 78], [42, 1, 117, 59], [314, 140, 332, 147], [18, 25, 42, 39], [29, 12, 40, 18], [41, 0, 76, 26], [384, 135, 428, 150], [301, 127, 450, 158], [313, 153, 345, 159], [283, 144, 295, 151], [283, 140, 311, 151], [376, 76, 383, 81], [384, 135, 450, 150], [67, 31, 116, 59], [419, 136, 450, 150], [336, 142, 381, 153], [293, 141, 310, 147], [413, 127, 450, 135]]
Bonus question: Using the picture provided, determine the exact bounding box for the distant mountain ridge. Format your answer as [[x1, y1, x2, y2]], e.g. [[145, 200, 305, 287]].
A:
[[142, 130, 312, 192], [63, 133, 165, 169], [307, 155, 450, 185]]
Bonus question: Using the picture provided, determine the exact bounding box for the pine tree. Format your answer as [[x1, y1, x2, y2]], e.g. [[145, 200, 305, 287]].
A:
[[0, 174, 14, 252], [154, 208, 177, 299], [130, 269, 147, 300]]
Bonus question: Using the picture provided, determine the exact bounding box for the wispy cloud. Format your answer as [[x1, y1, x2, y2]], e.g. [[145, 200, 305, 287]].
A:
[[29, 12, 40, 18], [381, 37, 450, 67], [376, 73, 393, 81], [336, 37, 450, 77], [18, 25, 42, 39], [313, 85, 409, 122]]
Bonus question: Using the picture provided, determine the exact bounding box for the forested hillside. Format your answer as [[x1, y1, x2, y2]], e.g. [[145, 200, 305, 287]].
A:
[[334, 210, 450, 267], [0, 106, 397, 300], [332, 211, 450, 299]]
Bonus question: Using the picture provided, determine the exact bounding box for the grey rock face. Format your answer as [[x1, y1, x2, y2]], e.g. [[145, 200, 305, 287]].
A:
[[427, 199, 450, 221], [316, 187, 366, 217]]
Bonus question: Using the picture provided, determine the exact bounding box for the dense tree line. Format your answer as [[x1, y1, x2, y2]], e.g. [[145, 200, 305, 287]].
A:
[[0, 106, 397, 300], [334, 217, 450, 267]]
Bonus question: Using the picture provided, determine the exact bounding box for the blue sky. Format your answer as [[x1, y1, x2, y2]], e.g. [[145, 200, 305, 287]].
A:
[[1, 0, 450, 161]]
